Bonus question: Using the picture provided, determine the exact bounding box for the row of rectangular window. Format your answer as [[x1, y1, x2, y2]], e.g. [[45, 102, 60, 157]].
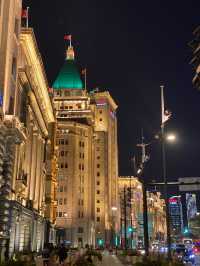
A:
[[59, 151, 68, 157], [58, 186, 67, 192], [56, 212, 67, 217], [58, 198, 67, 205], [59, 163, 68, 168], [78, 211, 84, 218], [57, 139, 69, 145]]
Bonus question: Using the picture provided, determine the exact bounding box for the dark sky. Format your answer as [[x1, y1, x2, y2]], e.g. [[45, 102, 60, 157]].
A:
[[23, 0, 200, 184]]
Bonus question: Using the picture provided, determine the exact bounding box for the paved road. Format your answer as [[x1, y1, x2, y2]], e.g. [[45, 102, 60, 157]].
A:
[[100, 251, 124, 266]]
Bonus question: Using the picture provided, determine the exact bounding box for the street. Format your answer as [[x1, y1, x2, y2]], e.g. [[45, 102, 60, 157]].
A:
[[100, 251, 124, 266]]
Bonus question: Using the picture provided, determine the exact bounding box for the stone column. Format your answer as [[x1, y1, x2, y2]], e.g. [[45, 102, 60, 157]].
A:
[[39, 139, 45, 213], [34, 135, 42, 210], [29, 130, 38, 201], [26, 122, 33, 200]]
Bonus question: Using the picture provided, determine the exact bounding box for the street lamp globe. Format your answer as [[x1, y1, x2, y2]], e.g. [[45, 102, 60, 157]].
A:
[[166, 134, 176, 142], [111, 206, 117, 211]]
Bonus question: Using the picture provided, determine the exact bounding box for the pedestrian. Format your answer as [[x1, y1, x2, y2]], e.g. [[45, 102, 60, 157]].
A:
[[57, 244, 68, 265], [42, 244, 50, 266]]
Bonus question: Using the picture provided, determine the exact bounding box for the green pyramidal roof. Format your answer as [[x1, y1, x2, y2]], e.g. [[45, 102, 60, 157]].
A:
[[52, 47, 83, 90]]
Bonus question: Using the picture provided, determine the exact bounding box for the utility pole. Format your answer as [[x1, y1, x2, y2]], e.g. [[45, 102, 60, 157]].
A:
[[161, 123, 171, 260], [124, 185, 127, 249], [136, 131, 150, 256], [161, 85, 172, 260]]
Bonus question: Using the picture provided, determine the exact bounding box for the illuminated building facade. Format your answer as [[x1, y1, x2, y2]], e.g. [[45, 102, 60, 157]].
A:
[[147, 191, 166, 243], [169, 196, 183, 236], [118, 177, 143, 248], [118, 177, 166, 248], [53, 45, 118, 247], [0, 1, 57, 259], [189, 26, 200, 89]]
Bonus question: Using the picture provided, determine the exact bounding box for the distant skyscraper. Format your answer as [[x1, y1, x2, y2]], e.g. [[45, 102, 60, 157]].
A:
[[53, 45, 118, 247], [169, 196, 183, 236]]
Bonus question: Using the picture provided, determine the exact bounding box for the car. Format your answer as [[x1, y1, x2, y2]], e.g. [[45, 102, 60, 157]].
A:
[[175, 244, 186, 255], [192, 243, 200, 255]]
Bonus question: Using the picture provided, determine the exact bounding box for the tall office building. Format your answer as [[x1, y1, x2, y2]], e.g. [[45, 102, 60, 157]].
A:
[[169, 196, 183, 236], [53, 45, 118, 247]]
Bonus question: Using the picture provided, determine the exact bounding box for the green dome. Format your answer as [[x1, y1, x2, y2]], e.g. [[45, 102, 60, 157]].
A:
[[52, 53, 83, 90]]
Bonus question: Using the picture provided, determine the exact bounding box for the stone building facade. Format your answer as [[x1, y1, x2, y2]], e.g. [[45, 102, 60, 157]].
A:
[[0, 1, 57, 259], [53, 45, 119, 248], [118, 177, 166, 248]]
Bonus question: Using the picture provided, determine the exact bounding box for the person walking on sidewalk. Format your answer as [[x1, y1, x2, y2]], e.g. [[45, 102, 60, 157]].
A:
[[57, 244, 68, 265]]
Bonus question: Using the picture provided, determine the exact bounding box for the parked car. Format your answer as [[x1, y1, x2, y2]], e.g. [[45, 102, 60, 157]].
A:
[[192, 242, 200, 255]]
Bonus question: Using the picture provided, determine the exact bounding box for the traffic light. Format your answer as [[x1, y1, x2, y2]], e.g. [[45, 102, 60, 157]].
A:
[[128, 226, 133, 233], [97, 238, 104, 246]]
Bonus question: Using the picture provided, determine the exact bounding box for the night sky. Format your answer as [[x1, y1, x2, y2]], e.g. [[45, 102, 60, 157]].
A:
[[23, 1, 200, 186]]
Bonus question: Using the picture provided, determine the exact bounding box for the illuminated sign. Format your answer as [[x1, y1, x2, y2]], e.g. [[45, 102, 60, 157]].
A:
[[96, 98, 107, 107]]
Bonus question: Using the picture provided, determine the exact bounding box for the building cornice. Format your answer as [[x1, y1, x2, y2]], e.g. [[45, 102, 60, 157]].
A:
[[20, 28, 55, 124]]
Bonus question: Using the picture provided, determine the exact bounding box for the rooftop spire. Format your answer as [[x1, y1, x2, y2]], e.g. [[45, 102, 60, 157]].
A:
[[66, 46, 75, 60], [64, 34, 74, 60]]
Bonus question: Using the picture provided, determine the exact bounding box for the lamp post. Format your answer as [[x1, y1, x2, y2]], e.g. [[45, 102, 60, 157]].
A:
[[161, 130, 176, 260]]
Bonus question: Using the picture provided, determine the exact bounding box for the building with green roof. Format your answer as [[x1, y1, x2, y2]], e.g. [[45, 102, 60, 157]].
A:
[[52, 46, 83, 90]]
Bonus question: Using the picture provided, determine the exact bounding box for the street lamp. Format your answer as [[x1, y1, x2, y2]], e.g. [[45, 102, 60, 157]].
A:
[[166, 134, 176, 142]]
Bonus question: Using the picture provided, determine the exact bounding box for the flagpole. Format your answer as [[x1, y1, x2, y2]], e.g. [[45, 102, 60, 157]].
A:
[[161, 85, 164, 126], [26, 7, 29, 28], [85, 69, 87, 90]]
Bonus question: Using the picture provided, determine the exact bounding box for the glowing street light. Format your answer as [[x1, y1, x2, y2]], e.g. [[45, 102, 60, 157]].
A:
[[166, 134, 176, 142], [111, 206, 117, 211]]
